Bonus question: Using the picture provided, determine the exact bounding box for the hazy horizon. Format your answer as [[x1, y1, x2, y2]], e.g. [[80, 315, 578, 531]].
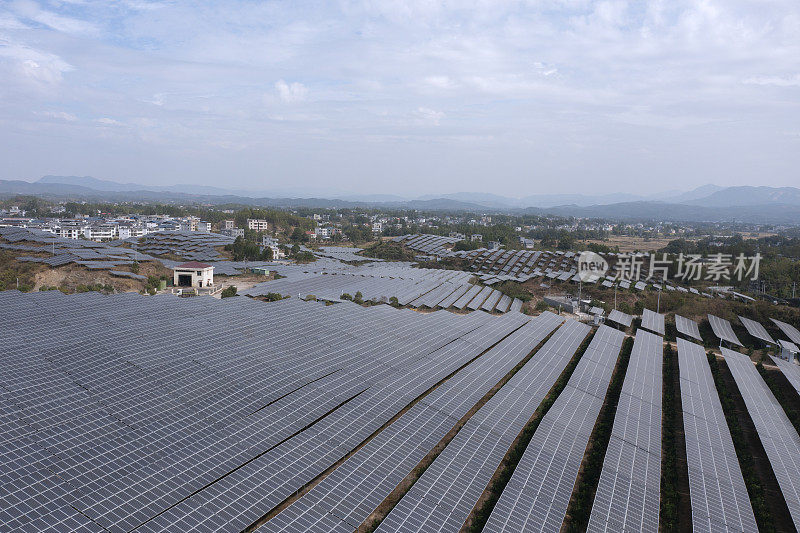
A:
[[2, 1, 799, 196]]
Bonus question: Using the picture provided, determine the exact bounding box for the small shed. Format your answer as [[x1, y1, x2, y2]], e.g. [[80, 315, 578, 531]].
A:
[[173, 261, 214, 288], [779, 339, 800, 363]]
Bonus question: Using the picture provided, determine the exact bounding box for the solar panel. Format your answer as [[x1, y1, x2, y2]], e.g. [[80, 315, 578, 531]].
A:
[[588, 329, 663, 533], [677, 339, 756, 532], [738, 316, 775, 345], [708, 315, 743, 347], [640, 308, 665, 336], [771, 319, 800, 345], [723, 348, 800, 530], [771, 355, 800, 396], [675, 314, 702, 342], [608, 309, 633, 328]]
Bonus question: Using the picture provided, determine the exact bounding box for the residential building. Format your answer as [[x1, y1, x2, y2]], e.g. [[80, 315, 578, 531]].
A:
[[220, 228, 244, 238], [261, 236, 285, 259], [59, 224, 86, 240], [223, 220, 236, 230], [247, 219, 270, 231], [197, 221, 212, 232], [84, 225, 116, 241]]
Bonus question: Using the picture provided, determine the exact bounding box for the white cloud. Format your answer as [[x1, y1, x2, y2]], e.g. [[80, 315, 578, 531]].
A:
[[414, 107, 445, 126], [275, 79, 308, 103], [422, 75, 457, 90], [743, 74, 800, 87], [37, 110, 77, 121], [95, 117, 124, 126], [10, 0, 100, 36], [2, 0, 800, 193], [0, 41, 74, 84]]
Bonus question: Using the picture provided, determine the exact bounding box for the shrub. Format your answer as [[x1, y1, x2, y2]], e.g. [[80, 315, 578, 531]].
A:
[[353, 291, 364, 304], [221, 286, 237, 298]]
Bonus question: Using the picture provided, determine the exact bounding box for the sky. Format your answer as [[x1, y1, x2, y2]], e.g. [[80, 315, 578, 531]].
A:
[[1, 0, 799, 197]]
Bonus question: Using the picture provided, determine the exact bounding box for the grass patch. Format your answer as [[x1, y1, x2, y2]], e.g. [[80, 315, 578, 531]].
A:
[[659, 342, 689, 531]]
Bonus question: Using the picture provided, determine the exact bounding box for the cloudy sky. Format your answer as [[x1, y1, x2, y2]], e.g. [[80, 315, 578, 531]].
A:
[[1, 0, 799, 197]]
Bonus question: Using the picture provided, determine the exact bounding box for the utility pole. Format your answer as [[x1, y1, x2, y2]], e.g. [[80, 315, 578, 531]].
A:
[[657, 286, 661, 314], [614, 283, 617, 311]]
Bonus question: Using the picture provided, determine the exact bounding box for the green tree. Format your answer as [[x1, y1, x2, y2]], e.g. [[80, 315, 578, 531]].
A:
[[221, 286, 237, 298]]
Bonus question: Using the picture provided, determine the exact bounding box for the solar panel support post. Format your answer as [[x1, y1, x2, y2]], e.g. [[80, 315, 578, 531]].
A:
[[657, 286, 661, 314]]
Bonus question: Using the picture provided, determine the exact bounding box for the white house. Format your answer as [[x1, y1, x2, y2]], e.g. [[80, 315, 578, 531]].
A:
[[84, 225, 116, 241], [221, 228, 244, 238], [172, 262, 214, 288], [247, 219, 270, 231], [261, 236, 285, 259], [197, 221, 212, 232], [59, 224, 86, 240]]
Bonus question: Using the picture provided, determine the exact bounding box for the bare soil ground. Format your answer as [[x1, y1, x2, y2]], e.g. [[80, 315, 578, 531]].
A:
[[33, 260, 172, 293], [212, 273, 275, 297]]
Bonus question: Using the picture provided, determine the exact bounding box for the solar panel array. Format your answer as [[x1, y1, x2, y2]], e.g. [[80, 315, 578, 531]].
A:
[[677, 339, 757, 532], [243, 261, 520, 314], [708, 314, 743, 347], [607, 309, 633, 329], [675, 314, 703, 342], [737, 316, 775, 345], [314, 246, 384, 263], [123, 230, 235, 262], [723, 348, 800, 530], [376, 319, 591, 533], [0, 290, 537, 532], [393, 234, 462, 256], [0, 226, 153, 271], [483, 325, 626, 532], [262, 312, 563, 532], [588, 329, 662, 533], [640, 308, 665, 336]]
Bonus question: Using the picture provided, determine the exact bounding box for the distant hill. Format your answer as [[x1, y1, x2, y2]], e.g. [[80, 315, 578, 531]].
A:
[[684, 186, 800, 207], [3, 176, 800, 224]]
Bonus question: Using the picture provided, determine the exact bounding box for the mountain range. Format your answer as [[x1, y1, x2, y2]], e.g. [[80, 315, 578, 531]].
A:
[[2, 175, 800, 224]]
